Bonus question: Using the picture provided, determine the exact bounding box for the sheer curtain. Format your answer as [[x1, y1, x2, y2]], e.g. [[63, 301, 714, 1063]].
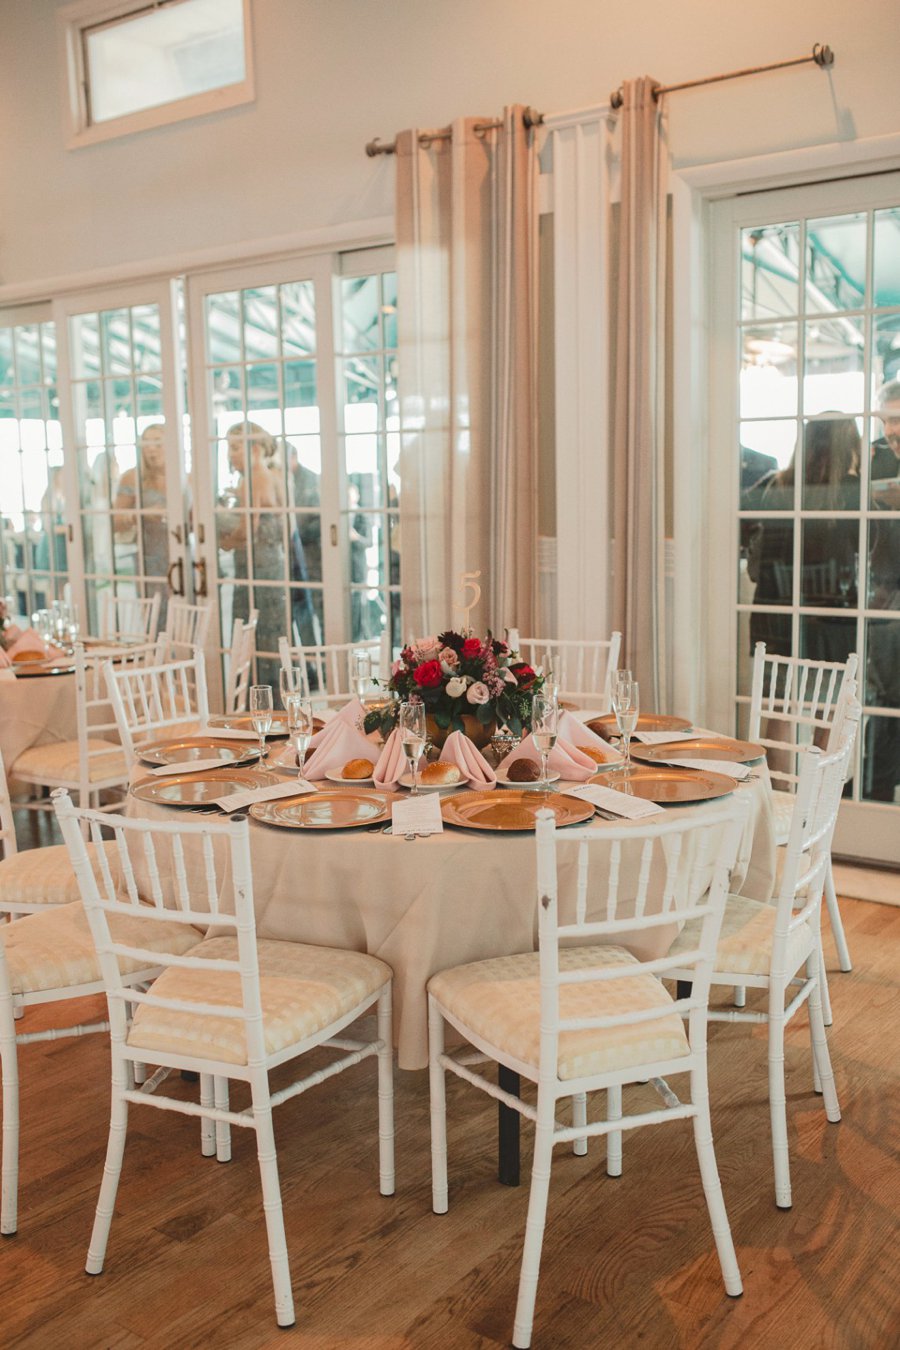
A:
[[395, 107, 537, 639], [611, 77, 669, 709]]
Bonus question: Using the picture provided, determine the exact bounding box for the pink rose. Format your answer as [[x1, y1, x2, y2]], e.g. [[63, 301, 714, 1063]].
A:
[[413, 636, 441, 662], [466, 681, 490, 705]]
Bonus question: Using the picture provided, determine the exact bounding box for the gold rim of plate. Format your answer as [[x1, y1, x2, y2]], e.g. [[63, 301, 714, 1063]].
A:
[[592, 765, 735, 803], [12, 660, 75, 677], [587, 712, 692, 738], [131, 768, 282, 808], [249, 789, 401, 830], [441, 789, 595, 832], [138, 736, 262, 767], [631, 735, 766, 765]]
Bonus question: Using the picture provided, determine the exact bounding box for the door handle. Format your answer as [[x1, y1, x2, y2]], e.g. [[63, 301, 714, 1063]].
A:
[[193, 558, 208, 598], [166, 557, 185, 597]]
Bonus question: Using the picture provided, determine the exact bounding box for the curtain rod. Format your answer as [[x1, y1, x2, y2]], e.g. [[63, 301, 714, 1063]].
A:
[[609, 43, 834, 110], [365, 106, 545, 157]]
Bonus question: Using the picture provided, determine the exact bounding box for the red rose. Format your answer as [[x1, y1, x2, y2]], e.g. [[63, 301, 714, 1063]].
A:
[[462, 638, 482, 658], [511, 662, 536, 690], [413, 660, 442, 688]]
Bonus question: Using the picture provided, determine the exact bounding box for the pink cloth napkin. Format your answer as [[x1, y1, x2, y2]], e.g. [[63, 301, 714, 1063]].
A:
[[0, 647, 11, 668], [3, 625, 22, 645], [303, 720, 378, 781], [557, 711, 622, 764], [308, 697, 367, 748], [498, 734, 598, 783], [440, 731, 497, 786], [6, 628, 49, 660], [373, 728, 405, 789]]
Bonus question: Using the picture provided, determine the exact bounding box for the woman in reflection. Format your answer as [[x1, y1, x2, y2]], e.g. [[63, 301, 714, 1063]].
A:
[[113, 423, 170, 620], [219, 421, 286, 650], [748, 416, 860, 661]]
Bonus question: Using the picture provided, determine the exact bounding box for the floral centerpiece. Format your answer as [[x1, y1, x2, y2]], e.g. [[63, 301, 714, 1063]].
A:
[[364, 630, 543, 744]]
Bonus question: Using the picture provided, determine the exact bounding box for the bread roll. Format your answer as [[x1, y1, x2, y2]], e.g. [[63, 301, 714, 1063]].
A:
[[421, 761, 462, 785], [577, 744, 609, 764], [11, 649, 45, 664], [507, 758, 540, 782], [342, 758, 375, 779]]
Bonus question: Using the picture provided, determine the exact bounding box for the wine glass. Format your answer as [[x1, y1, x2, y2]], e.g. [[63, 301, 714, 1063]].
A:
[[249, 685, 274, 763], [353, 649, 372, 701], [285, 695, 315, 782], [279, 665, 305, 711], [612, 677, 640, 774], [399, 701, 426, 796], [531, 691, 559, 788]]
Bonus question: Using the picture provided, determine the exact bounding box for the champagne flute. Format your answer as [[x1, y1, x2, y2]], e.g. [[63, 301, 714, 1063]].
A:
[[399, 701, 426, 796], [353, 649, 372, 702], [249, 685, 273, 763], [531, 691, 559, 788], [286, 694, 314, 782], [612, 677, 639, 774], [279, 665, 305, 711]]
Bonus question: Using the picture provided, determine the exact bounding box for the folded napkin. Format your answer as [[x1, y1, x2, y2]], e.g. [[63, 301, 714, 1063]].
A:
[[499, 735, 598, 783], [373, 728, 405, 789], [216, 779, 316, 812], [3, 625, 23, 645], [0, 647, 11, 668], [0, 668, 15, 683], [149, 758, 230, 777], [664, 758, 751, 781], [557, 711, 622, 763], [440, 730, 496, 786], [7, 628, 49, 660], [303, 719, 378, 781], [308, 697, 366, 747]]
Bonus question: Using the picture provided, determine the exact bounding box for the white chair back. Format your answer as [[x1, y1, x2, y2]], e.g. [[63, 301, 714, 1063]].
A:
[[534, 797, 748, 1081], [99, 592, 162, 644], [0, 749, 17, 861], [74, 641, 158, 805], [748, 642, 859, 793], [104, 652, 210, 764], [225, 610, 259, 713], [156, 599, 213, 662], [516, 634, 623, 710], [278, 635, 386, 706]]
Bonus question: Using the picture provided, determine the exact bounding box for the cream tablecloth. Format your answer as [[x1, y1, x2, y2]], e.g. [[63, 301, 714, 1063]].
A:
[[0, 670, 77, 777], [124, 765, 775, 1069]]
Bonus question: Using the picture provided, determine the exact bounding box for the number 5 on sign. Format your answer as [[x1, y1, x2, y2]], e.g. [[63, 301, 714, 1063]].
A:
[[454, 570, 482, 633]]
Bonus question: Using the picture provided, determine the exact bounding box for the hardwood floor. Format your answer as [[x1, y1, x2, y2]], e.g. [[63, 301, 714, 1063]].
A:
[[2, 899, 898, 1349]]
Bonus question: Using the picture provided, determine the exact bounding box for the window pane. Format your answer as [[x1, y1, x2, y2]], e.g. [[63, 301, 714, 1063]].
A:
[[85, 0, 246, 125], [800, 519, 858, 607], [243, 288, 279, 361], [873, 208, 900, 309], [803, 318, 864, 416], [101, 309, 131, 375], [868, 513, 900, 604], [799, 614, 856, 667], [70, 314, 101, 378], [739, 421, 797, 495], [742, 516, 794, 607], [862, 714, 900, 804], [740, 324, 798, 421], [14, 325, 41, 386], [280, 281, 315, 357], [132, 305, 161, 373], [341, 276, 380, 352], [741, 223, 800, 321], [805, 214, 866, 314], [382, 273, 398, 348], [801, 417, 861, 510], [207, 293, 242, 365], [873, 313, 900, 393]]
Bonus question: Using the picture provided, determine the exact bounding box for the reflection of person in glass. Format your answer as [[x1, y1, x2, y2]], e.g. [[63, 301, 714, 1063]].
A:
[[113, 423, 170, 617], [287, 443, 319, 646], [866, 381, 900, 803], [748, 416, 860, 661], [218, 421, 285, 651]]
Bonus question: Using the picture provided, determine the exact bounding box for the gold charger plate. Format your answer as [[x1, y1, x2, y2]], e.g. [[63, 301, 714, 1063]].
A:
[[441, 789, 595, 832], [249, 789, 400, 830], [131, 768, 282, 809], [206, 712, 325, 738], [13, 659, 75, 677], [592, 765, 735, 804], [587, 712, 692, 739], [631, 735, 765, 765], [138, 736, 261, 768]]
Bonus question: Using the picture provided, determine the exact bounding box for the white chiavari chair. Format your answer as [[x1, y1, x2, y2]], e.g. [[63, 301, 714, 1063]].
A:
[[278, 635, 386, 707], [668, 706, 859, 1210], [515, 634, 623, 711], [53, 792, 395, 1329], [154, 598, 213, 662], [748, 642, 859, 978], [98, 592, 161, 644], [104, 651, 210, 765], [428, 798, 748, 1349], [225, 610, 258, 713]]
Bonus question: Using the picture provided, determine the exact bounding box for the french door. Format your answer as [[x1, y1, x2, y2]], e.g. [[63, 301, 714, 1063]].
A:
[[708, 172, 900, 863]]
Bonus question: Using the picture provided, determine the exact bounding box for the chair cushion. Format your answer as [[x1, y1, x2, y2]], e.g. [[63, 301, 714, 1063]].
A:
[[771, 792, 794, 847], [127, 937, 392, 1066], [428, 945, 690, 1081], [11, 739, 128, 786], [668, 893, 815, 979], [2, 901, 203, 996], [0, 840, 123, 908]]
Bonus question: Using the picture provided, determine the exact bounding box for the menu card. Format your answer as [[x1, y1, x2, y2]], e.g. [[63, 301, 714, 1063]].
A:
[[634, 730, 700, 745], [663, 758, 751, 780], [216, 779, 316, 812], [391, 793, 444, 837], [567, 784, 666, 819], [149, 759, 229, 777]]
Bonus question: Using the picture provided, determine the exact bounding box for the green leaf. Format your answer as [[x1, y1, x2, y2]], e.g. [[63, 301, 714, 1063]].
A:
[[433, 710, 451, 729], [476, 702, 493, 724]]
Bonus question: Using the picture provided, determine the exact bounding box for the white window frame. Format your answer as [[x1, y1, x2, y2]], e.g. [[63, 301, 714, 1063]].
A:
[[58, 0, 255, 149]]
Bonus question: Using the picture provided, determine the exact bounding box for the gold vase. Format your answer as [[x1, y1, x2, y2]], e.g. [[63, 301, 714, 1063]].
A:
[[426, 713, 496, 750]]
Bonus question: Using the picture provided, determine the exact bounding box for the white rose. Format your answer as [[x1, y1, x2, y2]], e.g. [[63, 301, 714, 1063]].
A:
[[445, 676, 467, 699], [466, 681, 490, 705]]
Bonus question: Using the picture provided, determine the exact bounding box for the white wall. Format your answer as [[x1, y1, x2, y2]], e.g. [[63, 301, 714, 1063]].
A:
[[1, 0, 899, 290]]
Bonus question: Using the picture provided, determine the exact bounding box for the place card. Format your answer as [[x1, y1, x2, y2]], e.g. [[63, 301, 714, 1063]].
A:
[[199, 726, 262, 741], [634, 730, 701, 745], [663, 758, 751, 780], [391, 793, 444, 837], [216, 779, 317, 812], [149, 758, 229, 777], [567, 784, 666, 819]]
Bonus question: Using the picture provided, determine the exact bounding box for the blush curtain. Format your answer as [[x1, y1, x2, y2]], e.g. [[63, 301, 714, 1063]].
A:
[[611, 77, 669, 709], [395, 107, 538, 639]]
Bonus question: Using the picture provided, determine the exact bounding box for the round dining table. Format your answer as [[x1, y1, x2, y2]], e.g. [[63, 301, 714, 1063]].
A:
[[0, 664, 77, 778]]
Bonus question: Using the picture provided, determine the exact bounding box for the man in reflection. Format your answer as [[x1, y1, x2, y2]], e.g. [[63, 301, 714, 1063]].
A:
[[287, 444, 319, 647], [867, 381, 900, 803]]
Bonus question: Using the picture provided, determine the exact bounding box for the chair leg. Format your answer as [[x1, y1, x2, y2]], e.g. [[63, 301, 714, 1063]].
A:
[[0, 995, 19, 1236], [824, 860, 852, 972], [691, 1062, 742, 1296], [199, 1075, 216, 1157], [214, 1078, 231, 1163], [376, 985, 395, 1197], [818, 943, 833, 1028], [427, 994, 448, 1215], [249, 1077, 294, 1328], [767, 990, 792, 1209], [86, 1068, 129, 1273], [733, 986, 747, 1008], [512, 1089, 557, 1349], [572, 1092, 587, 1156], [808, 968, 841, 1125], [606, 1084, 622, 1178]]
